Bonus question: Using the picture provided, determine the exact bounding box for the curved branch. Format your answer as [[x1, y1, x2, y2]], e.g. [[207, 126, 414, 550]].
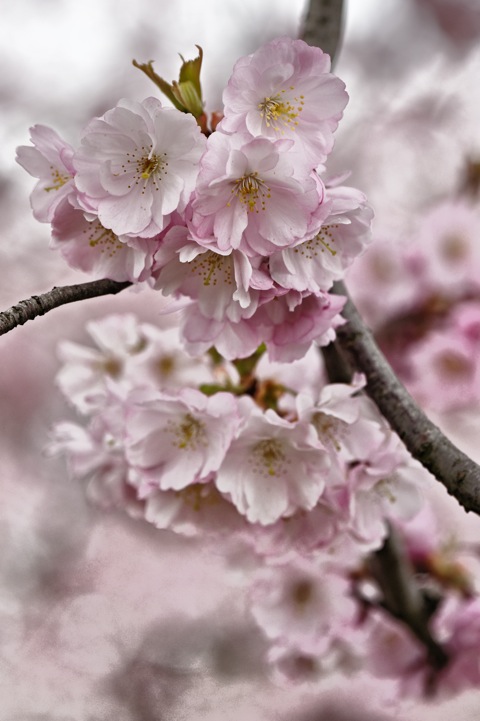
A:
[[0, 279, 131, 337], [333, 280, 480, 516], [301, 0, 345, 65]]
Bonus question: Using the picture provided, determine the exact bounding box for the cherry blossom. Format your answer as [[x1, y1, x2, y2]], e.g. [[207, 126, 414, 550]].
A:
[[269, 185, 374, 293], [220, 36, 348, 164], [191, 130, 323, 257], [153, 224, 271, 322], [250, 560, 356, 655], [215, 398, 331, 525], [16, 124, 75, 223], [49, 404, 144, 520], [56, 313, 216, 414], [73, 97, 206, 237], [51, 198, 158, 282], [125, 387, 242, 492]]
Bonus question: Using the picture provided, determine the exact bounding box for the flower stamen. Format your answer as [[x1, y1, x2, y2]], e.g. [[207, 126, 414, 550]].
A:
[[258, 88, 304, 133], [229, 171, 271, 213]]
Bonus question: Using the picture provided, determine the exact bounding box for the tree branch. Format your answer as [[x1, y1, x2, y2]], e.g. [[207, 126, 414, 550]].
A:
[[0, 279, 131, 337], [369, 525, 448, 675], [301, 0, 345, 65], [333, 280, 480, 516]]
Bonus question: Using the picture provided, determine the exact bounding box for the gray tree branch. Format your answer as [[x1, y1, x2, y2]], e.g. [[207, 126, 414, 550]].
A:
[[0, 279, 131, 337], [333, 280, 480, 515], [301, 0, 345, 64]]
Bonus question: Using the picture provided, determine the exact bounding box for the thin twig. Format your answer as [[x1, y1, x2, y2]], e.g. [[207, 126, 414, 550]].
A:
[[301, 0, 345, 65], [0, 279, 131, 337], [333, 280, 480, 516]]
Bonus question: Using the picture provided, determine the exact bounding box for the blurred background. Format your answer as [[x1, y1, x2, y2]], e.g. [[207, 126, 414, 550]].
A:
[[1, 0, 480, 718]]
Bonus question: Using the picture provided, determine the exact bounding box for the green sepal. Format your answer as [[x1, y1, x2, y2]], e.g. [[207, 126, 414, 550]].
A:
[[132, 46, 204, 118], [132, 59, 184, 111], [172, 80, 203, 117], [179, 45, 203, 88], [232, 343, 266, 382]]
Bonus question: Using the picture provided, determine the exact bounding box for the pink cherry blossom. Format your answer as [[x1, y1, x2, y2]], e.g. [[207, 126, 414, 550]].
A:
[[153, 224, 271, 322], [250, 559, 356, 655], [405, 199, 480, 299], [215, 398, 331, 525], [255, 290, 346, 362], [48, 405, 144, 520], [433, 596, 480, 693], [140, 480, 248, 538], [56, 313, 216, 415], [51, 199, 157, 282], [56, 313, 152, 414], [269, 185, 374, 293], [125, 387, 242, 492], [363, 612, 432, 699], [407, 307, 480, 413], [16, 124, 75, 223], [191, 130, 323, 257], [346, 436, 426, 547], [73, 97, 206, 237], [220, 36, 348, 164]]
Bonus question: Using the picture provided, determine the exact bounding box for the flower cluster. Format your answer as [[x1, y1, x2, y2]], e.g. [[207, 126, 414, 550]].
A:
[[19, 36, 480, 705], [50, 313, 426, 537], [49, 312, 456, 696], [16, 37, 372, 362]]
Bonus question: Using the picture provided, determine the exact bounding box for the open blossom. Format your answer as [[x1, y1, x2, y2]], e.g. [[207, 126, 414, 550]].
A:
[[433, 596, 480, 694], [153, 224, 272, 322], [56, 313, 152, 414], [406, 303, 480, 412], [269, 186, 374, 293], [405, 199, 480, 298], [191, 131, 323, 257], [16, 124, 75, 223], [220, 36, 348, 164], [51, 198, 157, 282], [250, 560, 356, 655], [73, 97, 206, 237], [215, 398, 331, 525], [125, 387, 242, 492], [346, 436, 425, 547], [141, 480, 247, 538]]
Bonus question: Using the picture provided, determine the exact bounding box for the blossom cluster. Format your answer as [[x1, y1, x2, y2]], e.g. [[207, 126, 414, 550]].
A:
[[49, 311, 476, 699], [18, 35, 480, 704], [16, 37, 372, 362]]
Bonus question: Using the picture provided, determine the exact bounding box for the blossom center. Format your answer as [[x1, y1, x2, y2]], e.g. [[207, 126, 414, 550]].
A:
[[168, 413, 207, 451], [251, 438, 289, 477], [229, 172, 271, 213], [293, 226, 338, 260], [441, 233, 468, 262], [257, 88, 305, 132], [86, 221, 124, 255], [45, 166, 70, 192], [140, 155, 163, 179], [436, 351, 473, 379], [312, 412, 345, 452], [191, 251, 233, 287], [290, 579, 315, 608], [122, 148, 168, 193], [176, 482, 220, 512]]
